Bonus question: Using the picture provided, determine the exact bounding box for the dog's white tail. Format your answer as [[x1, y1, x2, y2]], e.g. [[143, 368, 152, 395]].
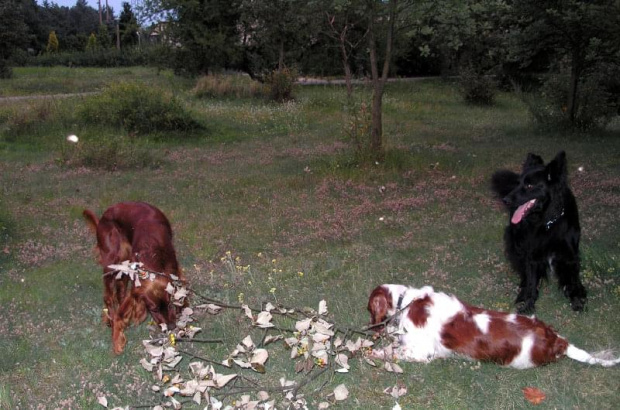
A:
[[566, 345, 620, 367]]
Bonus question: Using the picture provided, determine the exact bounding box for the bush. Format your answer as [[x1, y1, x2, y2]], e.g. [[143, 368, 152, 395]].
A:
[[0, 59, 12, 79], [25, 46, 167, 68], [265, 67, 297, 102], [78, 82, 201, 135], [193, 74, 267, 99], [525, 69, 618, 130], [3, 100, 57, 136], [57, 134, 164, 171], [343, 100, 372, 162], [458, 66, 498, 105]]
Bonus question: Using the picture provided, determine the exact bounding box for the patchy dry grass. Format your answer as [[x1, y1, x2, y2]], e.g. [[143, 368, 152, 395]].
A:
[[0, 68, 619, 409]]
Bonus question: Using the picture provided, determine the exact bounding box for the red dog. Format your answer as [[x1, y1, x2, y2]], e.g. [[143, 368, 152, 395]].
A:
[[368, 284, 619, 368], [84, 201, 185, 354]]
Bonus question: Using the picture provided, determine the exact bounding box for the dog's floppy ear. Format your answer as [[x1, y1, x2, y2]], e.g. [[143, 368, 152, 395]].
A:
[[545, 151, 567, 184], [83, 209, 99, 234], [491, 170, 520, 199], [368, 286, 391, 327], [522, 153, 544, 172]]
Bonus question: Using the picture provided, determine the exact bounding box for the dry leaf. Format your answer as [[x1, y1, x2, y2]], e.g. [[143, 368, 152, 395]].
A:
[[97, 396, 108, 408], [295, 318, 312, 332], [318, 300, 328, 315], [333, 384, 349, 401], [263, 335, 283, 345], [384, 385, 407, 398], [241, 335, 255, 349], [522, 387, 546, 405], [205, 304, 222, 314], [255, 311, 274, 328], [241, 304, 253, 320], [214, 373, 237, 388], [251, 349, 269, 365]]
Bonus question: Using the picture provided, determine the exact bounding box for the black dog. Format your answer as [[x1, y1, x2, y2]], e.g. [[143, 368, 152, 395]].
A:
[[491, 151, 586, 313]]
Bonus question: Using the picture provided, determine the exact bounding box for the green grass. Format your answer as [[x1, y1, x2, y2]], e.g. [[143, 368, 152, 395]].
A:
[[0, 66, 193, 97], [0, 67, 619, 409]]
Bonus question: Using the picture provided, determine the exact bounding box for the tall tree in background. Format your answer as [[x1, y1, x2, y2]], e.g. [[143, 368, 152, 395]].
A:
[[0, 0, 29, 78], [164, 0, 244, 74], [508, 0, 620, 125], [239, 0, 313, 79], [119, 2, 139, 47], [322, 0, 368, 98]]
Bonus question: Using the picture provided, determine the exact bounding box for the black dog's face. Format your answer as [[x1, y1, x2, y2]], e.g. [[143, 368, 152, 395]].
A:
[[500, 152, 567, 226], [503, 166, 549, 225]]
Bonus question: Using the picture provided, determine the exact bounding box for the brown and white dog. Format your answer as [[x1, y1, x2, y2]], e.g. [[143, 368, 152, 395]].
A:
[[368, 284, 619, 369], [84, 201, 185, 354]]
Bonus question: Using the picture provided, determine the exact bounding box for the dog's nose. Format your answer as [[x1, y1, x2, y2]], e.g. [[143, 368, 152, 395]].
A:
[[502, 196, 511, 206]]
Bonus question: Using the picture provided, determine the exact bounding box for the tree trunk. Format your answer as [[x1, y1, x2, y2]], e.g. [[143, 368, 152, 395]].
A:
[[567, 50, 582, 124], [340, 39, 353, 99], [278, 39, 285, 71], [367, 0, 397, 160]]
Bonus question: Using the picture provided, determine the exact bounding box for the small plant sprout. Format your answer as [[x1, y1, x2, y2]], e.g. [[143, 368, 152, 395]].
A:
[[66, 134, 79, 143]]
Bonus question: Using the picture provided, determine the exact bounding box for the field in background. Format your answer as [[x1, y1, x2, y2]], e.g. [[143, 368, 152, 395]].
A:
[[0, 67, 619, 409]]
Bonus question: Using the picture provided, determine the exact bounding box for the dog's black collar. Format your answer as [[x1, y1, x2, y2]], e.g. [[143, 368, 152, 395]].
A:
[[396, 292, 405, 311], [545, 209, 565, 230]]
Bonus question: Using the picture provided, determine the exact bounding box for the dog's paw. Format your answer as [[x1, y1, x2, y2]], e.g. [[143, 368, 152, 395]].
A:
[[515, 300, 536, 315]]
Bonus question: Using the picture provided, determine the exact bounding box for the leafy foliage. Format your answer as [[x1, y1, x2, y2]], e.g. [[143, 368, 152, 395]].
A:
[[78, 82, 201, 135], [46, 31, 59, 53], [507, 0, 620, 127], [0, 0, 28, 78], [458, 65, 498, 105], [57, 134, 164, 171], [265, 68, 297, 102], [119, 2, 139, 48], [525, 67, 619, 130], [192, 74, 267, 99], [161, 0, 244, 75]]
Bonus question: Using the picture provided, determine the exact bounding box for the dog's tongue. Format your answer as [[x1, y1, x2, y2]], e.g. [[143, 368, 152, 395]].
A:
[[511, 199, 536, 224]]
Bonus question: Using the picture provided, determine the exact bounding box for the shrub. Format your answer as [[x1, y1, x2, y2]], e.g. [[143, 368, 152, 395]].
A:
[[0, 59, 12, 79], [265, 67, 297, 102], [25, 46, 167, 68], [192, 74, 267, 99], [524, 69, 618, 130], [57, 134, 164, 171], [3, 100, 56, 136], [343, 100, 372, 162], [458, 66, 498, 105], [78, 82, 200, 135]]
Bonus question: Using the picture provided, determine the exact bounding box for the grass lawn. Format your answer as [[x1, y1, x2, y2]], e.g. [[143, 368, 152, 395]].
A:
[[0, 67, 619, 409]]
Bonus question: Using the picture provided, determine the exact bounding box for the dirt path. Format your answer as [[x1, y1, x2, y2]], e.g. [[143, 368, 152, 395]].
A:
[[0, 91, 99, 103]]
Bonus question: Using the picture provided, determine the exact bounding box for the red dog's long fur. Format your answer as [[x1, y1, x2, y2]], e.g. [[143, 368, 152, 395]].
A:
[[368, 284, 619, 368], [84, 201, 184, 354]]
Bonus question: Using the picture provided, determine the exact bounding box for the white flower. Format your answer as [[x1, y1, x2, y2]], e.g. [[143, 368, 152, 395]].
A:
[[67, 134, 79, 143]]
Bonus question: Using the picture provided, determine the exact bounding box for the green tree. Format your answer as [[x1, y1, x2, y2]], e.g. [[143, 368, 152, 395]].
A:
[[239, 0, 313, 78], [321, 0, 368, 98], [46, 30, 59, 53], [508, 0, 620, 125], [0, 0, 29, 77], [97, 23, 112, 48], [148, 0, 244, 75], [86, 32, 98, 52], [119, 2, 139, 48]]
